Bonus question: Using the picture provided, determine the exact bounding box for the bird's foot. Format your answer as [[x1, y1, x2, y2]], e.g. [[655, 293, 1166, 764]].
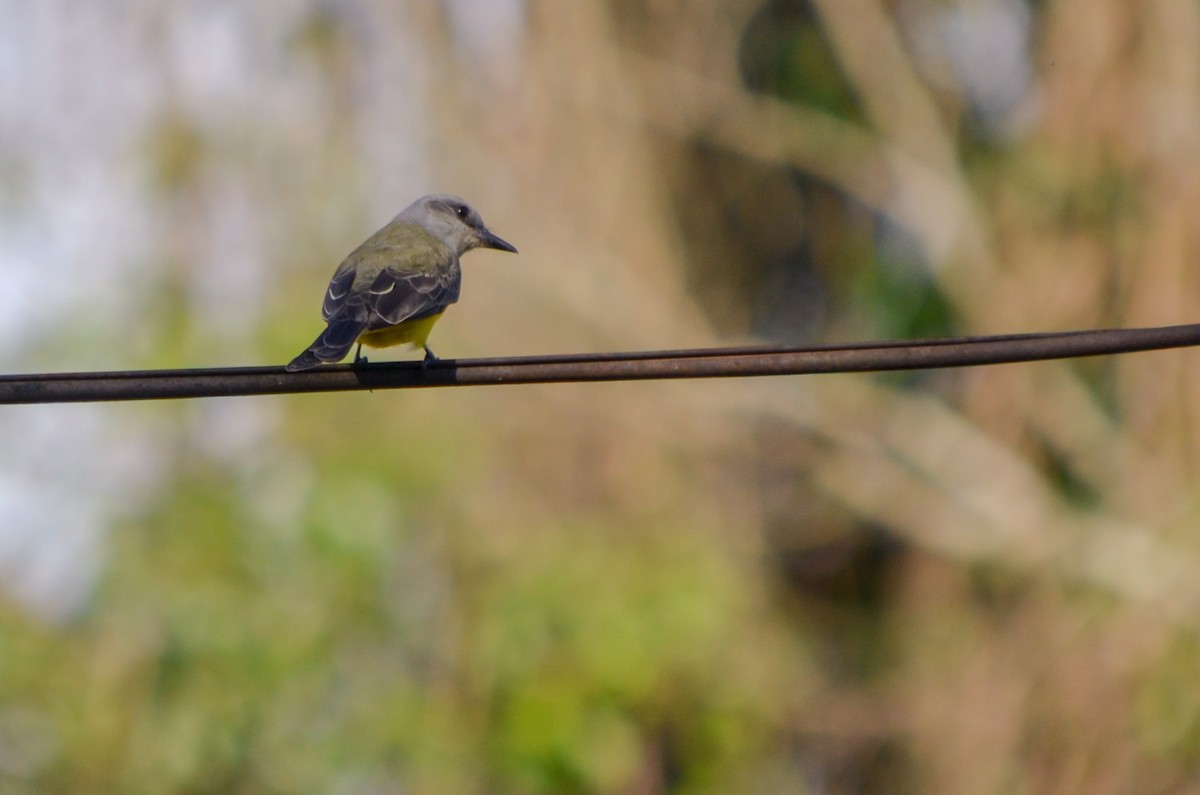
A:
[[421, 346, 439, 370]]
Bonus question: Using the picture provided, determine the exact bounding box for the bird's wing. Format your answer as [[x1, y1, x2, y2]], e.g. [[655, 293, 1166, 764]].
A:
[[359, 263, 461, 331], [319, 223, 461, 328], [321, 261, 359, 321]]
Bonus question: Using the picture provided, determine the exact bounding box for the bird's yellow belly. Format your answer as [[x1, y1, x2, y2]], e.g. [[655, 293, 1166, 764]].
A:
[[358, 312, 444, 350]]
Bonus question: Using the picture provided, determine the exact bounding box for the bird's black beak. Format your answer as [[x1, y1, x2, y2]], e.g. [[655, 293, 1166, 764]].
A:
[[480, 229, 518, 254]]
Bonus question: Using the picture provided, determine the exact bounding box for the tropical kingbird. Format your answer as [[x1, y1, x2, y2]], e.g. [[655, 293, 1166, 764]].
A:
[[286, 194, 517, 371]]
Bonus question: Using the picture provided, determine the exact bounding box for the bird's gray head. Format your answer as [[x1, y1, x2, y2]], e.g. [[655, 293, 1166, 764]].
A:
[[398, 194, 518, 256]]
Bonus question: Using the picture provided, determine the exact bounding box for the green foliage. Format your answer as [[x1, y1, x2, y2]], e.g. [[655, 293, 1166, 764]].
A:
[[0, 416, 809, 793]]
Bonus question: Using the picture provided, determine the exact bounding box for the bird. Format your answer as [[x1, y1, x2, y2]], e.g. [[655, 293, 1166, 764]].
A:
[[286, 194, 517, 372]]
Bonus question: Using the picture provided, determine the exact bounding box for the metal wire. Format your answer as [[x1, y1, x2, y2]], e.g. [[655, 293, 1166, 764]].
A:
[[2, 322, 1199, 404]]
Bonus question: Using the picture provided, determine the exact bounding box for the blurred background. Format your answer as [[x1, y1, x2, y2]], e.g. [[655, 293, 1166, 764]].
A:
[[2, 0, 1200, 792]]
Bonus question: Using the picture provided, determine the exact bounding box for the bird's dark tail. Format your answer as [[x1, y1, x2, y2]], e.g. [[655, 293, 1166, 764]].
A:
[[285, 319, 366, 372]]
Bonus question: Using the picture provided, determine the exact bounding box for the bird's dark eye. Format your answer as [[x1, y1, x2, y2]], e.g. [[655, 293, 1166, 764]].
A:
[[454, 204, 469, 220]]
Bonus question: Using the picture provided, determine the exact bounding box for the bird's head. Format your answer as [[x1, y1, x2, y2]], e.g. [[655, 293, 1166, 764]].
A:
[[400, 194, 518, 256]]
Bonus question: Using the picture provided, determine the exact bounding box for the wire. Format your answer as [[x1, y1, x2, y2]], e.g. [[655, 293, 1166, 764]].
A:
[[2, 322, 1198, 404]]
